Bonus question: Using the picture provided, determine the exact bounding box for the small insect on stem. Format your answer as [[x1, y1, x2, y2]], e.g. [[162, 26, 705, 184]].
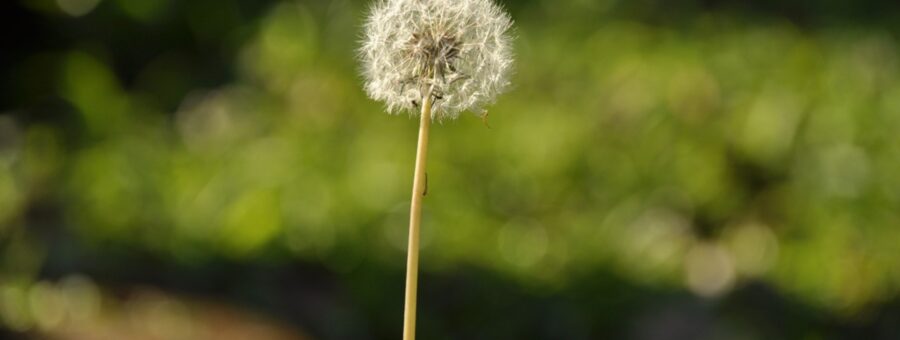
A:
[[481, 110, 491, 129]]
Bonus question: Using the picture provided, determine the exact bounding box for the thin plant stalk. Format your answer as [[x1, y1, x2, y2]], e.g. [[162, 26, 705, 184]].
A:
[[360, 2, 514, 338], [403, 88, 433, 340]]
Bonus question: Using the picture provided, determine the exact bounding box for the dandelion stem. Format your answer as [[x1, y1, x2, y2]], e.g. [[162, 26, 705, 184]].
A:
[[403, 88, 433, 340]]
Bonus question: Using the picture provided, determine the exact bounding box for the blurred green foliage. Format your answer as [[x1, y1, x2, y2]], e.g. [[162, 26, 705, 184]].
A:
[[2, 0, 900, 338]]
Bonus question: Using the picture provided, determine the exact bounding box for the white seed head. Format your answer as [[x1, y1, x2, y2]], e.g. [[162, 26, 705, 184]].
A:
[[360, 0, 514, 119]]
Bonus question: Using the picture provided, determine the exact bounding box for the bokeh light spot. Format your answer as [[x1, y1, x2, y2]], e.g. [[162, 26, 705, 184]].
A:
[[56, 0, 101, 17], [59, 275, 102, 326], [685, 242, 736, 298], [725, 221, 779, 277], [28, 281, 65, 331], [0, 283, 33, 332]]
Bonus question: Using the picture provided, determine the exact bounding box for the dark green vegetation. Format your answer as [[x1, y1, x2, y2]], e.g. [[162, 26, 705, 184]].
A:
[[1, 0, 900, 339]]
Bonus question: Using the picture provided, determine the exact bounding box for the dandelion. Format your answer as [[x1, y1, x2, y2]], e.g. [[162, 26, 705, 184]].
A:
[[361, 0, 514, 120], [359, 0, 513, 339]]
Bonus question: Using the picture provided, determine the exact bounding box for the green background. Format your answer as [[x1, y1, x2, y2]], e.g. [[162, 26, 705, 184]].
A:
[[1, 0, 900, 338]]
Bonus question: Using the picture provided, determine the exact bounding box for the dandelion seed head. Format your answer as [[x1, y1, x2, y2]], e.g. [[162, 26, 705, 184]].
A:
[[360, 0, 514, 119]]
